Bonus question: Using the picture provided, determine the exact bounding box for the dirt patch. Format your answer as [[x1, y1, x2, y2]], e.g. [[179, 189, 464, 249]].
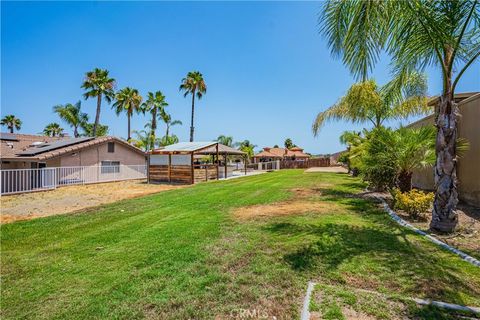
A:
[[233, 201, 334, 220], [1, 180, 185, 224], [304, 166, 348, 173], [290, 188, 324, 198]]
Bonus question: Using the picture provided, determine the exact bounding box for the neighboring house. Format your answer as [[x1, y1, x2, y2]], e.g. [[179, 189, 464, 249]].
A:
[[0, 133, 146, 169], [408, 92, 480, 206], [329, 150, 346, 165], [253, 146, 310, 163]]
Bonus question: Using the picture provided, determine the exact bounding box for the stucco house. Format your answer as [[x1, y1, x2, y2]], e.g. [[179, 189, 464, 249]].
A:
[[253, 146, 310, 163], [0, 133, 146, 170], [408, 92, 480, 206]]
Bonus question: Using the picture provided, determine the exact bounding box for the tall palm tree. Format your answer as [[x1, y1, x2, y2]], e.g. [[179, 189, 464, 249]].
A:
[[130, 130, 157, 151], [284, 138, 295, 149], [53, 101, 89, 137], [141, 91, 168, 150], [160, 111, 182, 138], [113, 87, 143, 141], [81, 68, 116, 137], [179, 71, 207, 142], [320, 0, 479, 232], [217, 135, 234, 147], [1, 115, 22, 133], [312, 78, 429, 135], [43, 123, 64, 137]]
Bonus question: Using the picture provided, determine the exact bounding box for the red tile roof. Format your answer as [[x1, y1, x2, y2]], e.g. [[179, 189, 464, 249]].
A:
[[253, 147, 309, 159]]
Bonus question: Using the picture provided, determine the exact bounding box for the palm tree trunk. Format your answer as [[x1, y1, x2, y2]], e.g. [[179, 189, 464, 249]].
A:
[[151, 109, 157, 151], [73, 126, 78, 138], [397, 170, 412, 193], [166, 124, 170, 138], [127, 113, 131, 141], [190, 90, 195, 142], [9, 126, 13, 134], [430, 91, 459, 233], [93, 93, 102, 137]]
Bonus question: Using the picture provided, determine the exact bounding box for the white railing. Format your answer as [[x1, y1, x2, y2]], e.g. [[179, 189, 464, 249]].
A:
[[246, 160, 280, 171], [0, 165, 147, 195]]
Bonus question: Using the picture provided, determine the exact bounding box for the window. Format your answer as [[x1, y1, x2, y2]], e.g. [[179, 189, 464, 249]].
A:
[[101, 161, 120, 173], [107, 142, 115, 153]]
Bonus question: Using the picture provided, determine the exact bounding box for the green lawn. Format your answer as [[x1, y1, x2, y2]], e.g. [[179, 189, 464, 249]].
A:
[[1, 170, 479, 319]]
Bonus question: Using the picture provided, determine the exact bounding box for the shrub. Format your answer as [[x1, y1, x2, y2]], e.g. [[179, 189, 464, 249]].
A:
[[392, 188, 434, 220], [361, 127, 398, 191]]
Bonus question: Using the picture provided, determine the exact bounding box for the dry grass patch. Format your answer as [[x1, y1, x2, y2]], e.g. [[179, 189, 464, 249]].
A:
[[1, 180, 185, 223]]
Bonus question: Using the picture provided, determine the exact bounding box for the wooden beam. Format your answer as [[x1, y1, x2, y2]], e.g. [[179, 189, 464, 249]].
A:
[[224, 152, 227, 179], [216, 143, 219, 180], [168, 154, 172, 182], [190, 152, 194, 184], [244, 155, 247, 175]]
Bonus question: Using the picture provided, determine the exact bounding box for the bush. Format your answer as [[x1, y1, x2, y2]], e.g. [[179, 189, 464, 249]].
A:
[[392, 189, 434, 220], [361, 127, 397, 191]]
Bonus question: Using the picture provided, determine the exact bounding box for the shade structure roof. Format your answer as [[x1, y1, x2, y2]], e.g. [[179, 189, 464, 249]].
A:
[[151, 141, 246, 155]]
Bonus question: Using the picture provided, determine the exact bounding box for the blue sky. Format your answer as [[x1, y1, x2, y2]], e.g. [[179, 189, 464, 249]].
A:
[[2, 1, 479, 154]]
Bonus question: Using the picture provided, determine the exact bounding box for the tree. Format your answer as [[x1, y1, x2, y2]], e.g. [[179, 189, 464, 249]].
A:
[[81, 123, 109, 137], [130, 130, 157, 151], [43, 123, 64, 137], [160, 111, 182, 138], [339, 130, 363, 175], [273, 144, 279, 148], [81, 68, 116, 137], [1, 115, 22, 133], [312, 78, 429, 135], [142, 91, 168, 150], [179, 71, 207, 142], [236, 140, 257, 159], [284, 138, 295, 149], [158, 134, 179, 147], [53, 101, 89, 137], [320, 0, 480, 232], [217, 135, 234, 147], [113, 87, 143, 141]]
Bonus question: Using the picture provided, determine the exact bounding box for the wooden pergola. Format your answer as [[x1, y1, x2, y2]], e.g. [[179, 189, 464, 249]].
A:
[[148, 142, 247, 184]]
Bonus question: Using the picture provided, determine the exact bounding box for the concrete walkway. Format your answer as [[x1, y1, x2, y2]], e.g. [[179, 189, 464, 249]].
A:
[[304, 166, 348, 173]]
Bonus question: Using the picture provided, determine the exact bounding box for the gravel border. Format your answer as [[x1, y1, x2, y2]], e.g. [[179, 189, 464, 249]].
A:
[[376, 197, 480, 267]]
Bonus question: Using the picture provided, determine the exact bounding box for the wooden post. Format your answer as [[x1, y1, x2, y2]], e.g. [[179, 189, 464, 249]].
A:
[[205, 164, 207, 181], [224, 153, 227, 179], [147, 154, 150, 184], [190, 152, 194, 184], [244, 155, 247, 175], [216, 143, 219, 180], [168, 154, 172, 182]]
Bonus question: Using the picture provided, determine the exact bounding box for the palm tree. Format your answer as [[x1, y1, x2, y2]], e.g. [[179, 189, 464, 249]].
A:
[[216, 135, 234, 147], [158, 134, 179, 147], [113, 87, 143, 141], [312, 78, 429, 135], [236, 140, 257, 159], [320, 1, 480, 232], [81, 68, 116, 137], [142, 91, 168, 149], [179, 71, 207, 142], [43, 123, 64, 137], [53, 101, 89, 137], [284, 138, 295, 149], [130, 130, 157, 151], [81, 123, 109, 137], [1, 115, 22, 133], [392, 127, 436, 192], [160, 111, 182, 138]]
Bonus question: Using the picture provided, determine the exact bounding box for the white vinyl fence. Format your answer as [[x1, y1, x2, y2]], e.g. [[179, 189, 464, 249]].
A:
[[246, 160, 281, 172], [1, 165, 147, 195]]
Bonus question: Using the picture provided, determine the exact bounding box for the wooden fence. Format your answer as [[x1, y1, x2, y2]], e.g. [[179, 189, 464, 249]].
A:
[[279, 158, 330, 169]]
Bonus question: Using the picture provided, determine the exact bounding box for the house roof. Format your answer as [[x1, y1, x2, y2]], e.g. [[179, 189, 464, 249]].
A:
[[427, 92, 479, 106], [253, 146, 310, 158], [1, 134, 145, 161], [1, 133, 66, 159], [151, 141, 246, 155]]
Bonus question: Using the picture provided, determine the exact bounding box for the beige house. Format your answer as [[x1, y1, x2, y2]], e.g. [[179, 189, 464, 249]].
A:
[[1, 134, 146, 169], [408, 92, 480, 206]]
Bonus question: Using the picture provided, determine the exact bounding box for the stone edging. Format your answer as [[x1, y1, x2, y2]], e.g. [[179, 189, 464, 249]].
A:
[[376, 197, 480, 268]]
